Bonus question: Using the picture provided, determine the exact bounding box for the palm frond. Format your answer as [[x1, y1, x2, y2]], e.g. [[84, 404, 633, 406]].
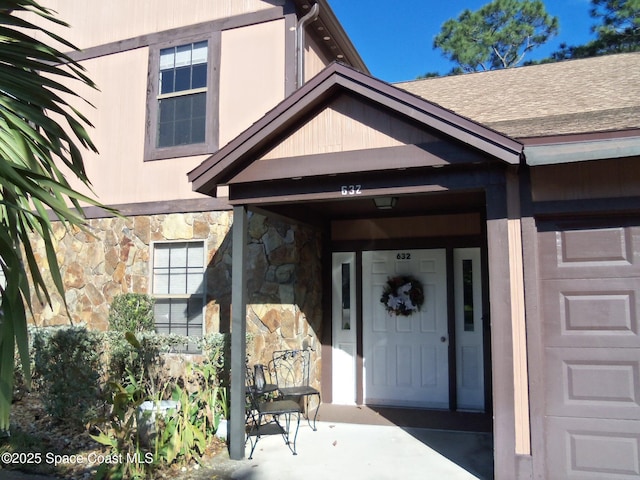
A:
[[0, 1, 117, 433]]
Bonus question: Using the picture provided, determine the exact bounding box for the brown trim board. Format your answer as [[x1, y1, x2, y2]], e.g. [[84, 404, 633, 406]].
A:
[[67, 7, 288, 63], [78, 197, 231, 220]]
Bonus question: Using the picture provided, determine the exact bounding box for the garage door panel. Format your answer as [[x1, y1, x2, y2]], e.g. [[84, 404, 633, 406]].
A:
[[545, 416, 640, 479], [542, 278, 640, 348], [538, 225, 640, 280], [545, 347, 640, 419], [538, 218, 640, 478]]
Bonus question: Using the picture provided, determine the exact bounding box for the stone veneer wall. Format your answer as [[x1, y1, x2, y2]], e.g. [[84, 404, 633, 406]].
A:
[[244, 213, 323, 392], [27, 209, 323, 387]]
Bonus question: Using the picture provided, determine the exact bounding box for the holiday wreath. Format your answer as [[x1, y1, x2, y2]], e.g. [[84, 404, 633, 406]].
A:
[[380, 275, 425, 316]]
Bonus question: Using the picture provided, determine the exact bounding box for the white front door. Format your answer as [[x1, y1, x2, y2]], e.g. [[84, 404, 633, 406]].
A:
[[362, 249, 449, 409]]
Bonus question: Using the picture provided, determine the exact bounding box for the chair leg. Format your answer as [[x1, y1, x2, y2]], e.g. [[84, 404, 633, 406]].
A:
[[288, 412, 300, 455], [246, 422, 259, 460], [303, 394, 320, 431], [274, 412, 300, 456]]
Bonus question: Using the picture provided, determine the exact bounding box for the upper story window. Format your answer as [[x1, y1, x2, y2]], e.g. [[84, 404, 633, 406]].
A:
[[158, 41, 207, 148], [145, 33, 220, 161]]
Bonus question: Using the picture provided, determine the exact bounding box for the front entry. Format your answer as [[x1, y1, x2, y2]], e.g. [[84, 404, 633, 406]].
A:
[[332, 248, 486, 411], [363, 249, 449, 408]]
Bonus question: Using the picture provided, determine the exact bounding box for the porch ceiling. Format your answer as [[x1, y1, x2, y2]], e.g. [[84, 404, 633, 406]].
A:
[[249, 189, 486, 226]]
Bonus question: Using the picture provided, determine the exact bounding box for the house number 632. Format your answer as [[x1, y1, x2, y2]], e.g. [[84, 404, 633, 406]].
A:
[[341, 185, 362, 196]]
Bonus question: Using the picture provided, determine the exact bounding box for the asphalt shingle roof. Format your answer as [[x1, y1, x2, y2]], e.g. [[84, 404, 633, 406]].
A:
[[395, 52, 640, 139]]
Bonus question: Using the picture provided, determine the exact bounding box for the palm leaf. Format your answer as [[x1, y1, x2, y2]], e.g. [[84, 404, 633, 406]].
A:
[[0, 1, 117, 433]]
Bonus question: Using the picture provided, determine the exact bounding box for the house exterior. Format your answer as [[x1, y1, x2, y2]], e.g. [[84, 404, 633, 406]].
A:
[[24, 1, 640, 478]]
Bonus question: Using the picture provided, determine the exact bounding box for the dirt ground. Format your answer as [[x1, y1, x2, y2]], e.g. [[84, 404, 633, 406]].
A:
[[0, 391, 227, 479]]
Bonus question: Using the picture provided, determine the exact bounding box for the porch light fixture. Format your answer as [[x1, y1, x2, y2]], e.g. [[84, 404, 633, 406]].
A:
[[373, 197, 398, 210]]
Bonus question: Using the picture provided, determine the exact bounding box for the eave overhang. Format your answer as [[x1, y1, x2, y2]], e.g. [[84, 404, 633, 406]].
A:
[[188, 62, 523, 198], [293, 0, 369, 74], [522, 130, 640, 166]]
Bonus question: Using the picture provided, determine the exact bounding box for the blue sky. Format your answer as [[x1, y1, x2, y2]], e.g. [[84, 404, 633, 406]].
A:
[[327, 0, 598, 82]]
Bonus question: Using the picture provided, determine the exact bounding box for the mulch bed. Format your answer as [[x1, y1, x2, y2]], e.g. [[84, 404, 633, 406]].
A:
[[1, 391, 226, 479]]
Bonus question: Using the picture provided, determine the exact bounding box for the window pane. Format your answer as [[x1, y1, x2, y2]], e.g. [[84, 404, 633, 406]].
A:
[[192, 93, 206, 117], [187, 273, 203, 294], [192, 63, 207, 89], [153, 272, 170, 295], [174, 65, 191, 92], [159, 48, 175, 70], [160, 70, 175, 95], [175, 44, 191, 68], [170, 298, 188, 319], [463, 259, 475, 332], [154, 300, 171, 324], [158, 120, 174, 148], [174, 119, 191, 145], [154, 245, 171, 268], [170, 243, 188, 266], [192, 41, 207, 64], [188, 297, 203, 323], [168, 270, 187, 294], [187, 243, 204, 267], [191, 118, 206, 144], [174, 95, 191, 121], [158, 96, 175, 123]]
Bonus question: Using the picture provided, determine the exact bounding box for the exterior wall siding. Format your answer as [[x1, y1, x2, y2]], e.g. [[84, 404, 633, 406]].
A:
[[304, 27, 333, 82], [261, 94, 438, 159], [27, 211, 323, 386], [219, 19, 286, 147], [28, 211, 232, 331], [245, 214, 324, 392], [34, 0, 275, 50], [23, 5, 290, 209], [531, 157, 640, 202]]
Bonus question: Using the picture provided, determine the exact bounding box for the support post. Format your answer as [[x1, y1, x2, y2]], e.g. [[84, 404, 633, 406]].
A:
[[229, 205, 248, 460]]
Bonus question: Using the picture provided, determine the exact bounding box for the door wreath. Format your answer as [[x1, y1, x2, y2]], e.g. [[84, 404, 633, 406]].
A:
[[380, 275, 425, 316]]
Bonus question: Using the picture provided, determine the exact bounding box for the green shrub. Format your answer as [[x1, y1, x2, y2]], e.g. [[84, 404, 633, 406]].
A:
[[108, 293, 155, 333], [32, 326, 103, 429]]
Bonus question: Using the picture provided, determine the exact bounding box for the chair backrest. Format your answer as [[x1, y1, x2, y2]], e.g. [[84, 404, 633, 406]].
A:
[[245, 362, 260, 409], [271, 349, 312, 388]]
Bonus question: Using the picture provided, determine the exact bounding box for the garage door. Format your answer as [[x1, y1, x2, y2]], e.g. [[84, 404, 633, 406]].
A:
[[538, 219, 640, 479]]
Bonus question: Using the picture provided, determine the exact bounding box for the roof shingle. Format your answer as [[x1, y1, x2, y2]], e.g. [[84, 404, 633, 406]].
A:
[[395, 53, 640, 138]]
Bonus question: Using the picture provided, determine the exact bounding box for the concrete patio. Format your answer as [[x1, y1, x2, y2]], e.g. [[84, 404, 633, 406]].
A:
[[203, 405, 494, 479]]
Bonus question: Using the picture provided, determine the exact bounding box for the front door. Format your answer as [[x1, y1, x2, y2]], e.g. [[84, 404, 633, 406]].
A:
[[362, 249, 449, 409]]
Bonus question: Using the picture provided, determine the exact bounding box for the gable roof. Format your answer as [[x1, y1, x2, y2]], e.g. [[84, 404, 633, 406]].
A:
[[188, 62, 522, 196], [396, 53, 640, 140]]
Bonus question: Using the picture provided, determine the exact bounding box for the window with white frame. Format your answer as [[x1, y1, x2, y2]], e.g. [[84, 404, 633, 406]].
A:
[[152, 241, 205, 352]]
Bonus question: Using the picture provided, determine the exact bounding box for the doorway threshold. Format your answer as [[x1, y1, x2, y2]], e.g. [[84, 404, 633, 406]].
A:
[[314, 404, 492, 432]]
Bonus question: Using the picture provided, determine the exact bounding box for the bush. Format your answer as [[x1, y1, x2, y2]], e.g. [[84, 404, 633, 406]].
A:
[[104, 331, 190, 398], [32, 326, 103, 429], [108, 293, 155, 333]]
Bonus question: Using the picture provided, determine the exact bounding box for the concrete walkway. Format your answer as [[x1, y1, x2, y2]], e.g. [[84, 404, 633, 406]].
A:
[[200, 421, 493, 480], [2, 419, 493, 479]]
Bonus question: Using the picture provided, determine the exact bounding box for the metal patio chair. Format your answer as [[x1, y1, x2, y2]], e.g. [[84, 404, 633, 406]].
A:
[[245, 363, 301, 459], [271, 348, 321, 431]]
